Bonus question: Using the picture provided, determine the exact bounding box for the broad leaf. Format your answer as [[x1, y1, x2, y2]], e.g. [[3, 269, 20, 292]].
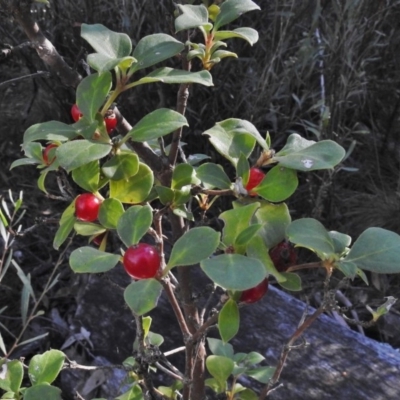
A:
[[56, 141, 111, 172], [287, 218, 335, 259], [131, 67, 213, 87], [124, 279, 163, 315], [214, 27, 259, 46], [336, 260, 357, 278], [109, 163, 154, 204], [70, 247, 120, 273], [23, 121, 78, 145], [128, 108, 188, 142], [214, 0, 261, 31], [131, 34, 184, 73], [343, 228, 400, 274], [235, 224, 262, 247], [329, 231, 352, 255], [201, 254, 266, 290], [245, 366, 275, 384], [0, 360, 23, 393], [117, 205, 153, 246], [76, 72, 112, 121], [166, 227, 220, 270], [175, 4, 212, 32], [28, 350, 65, 385], [171, 164, 199, 189], [207, 338, 234, 359], [196, 163, 232, 189], [116, 385, 144, 400], [218, 299, 240, 343], [278, 272, 302, 291], [98, 198, 125, 229], [102, 152, 139, 180], [24, 384, 62, 400], [72, 160, 100, 192], [74, 221, 105, 236]]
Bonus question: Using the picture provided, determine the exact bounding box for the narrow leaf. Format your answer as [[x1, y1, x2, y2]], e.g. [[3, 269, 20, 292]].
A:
[[218, 299, 240, 343]]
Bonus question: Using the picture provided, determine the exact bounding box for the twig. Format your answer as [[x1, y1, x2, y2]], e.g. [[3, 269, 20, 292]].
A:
[[0, 71, 50, 87]]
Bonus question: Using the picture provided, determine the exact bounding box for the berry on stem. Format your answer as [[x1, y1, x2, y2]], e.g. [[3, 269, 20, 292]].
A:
[[104, 112, 117, 134], [269, 240, 297, 272], [71, 104, 83, 122], [246, 167, 265, 196], [43, 143, 58, 166], [240, 279, 269, 304], [123, 243, 161, 280], [75, 193, 102, 222]]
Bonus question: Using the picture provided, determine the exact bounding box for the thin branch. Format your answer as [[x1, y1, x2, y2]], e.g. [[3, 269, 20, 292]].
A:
[[0, 70, 50, 87]]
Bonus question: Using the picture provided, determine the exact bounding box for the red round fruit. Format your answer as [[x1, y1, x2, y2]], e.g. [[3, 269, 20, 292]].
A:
[[75, 193, 101, 222], [240, 279, 269, 304], [246, 167, 265, 196], [92, 232, 106, 246], [269, 241, 297, 272], [43, 143, 58, 165], [123, 243, 161, 280], [104, 113, 117, 134], [71, 104, 83, 122]]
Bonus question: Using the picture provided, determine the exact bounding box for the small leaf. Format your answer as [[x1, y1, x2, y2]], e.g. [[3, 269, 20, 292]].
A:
[[76, 72, 112, 121], [206, 355, 234, 389], [201, 254, 266, 290], [166, 227, 220, 270], [287, 218, 335, 259], [207, 338, 234, 358], [329, 231, 352, 255], [214, 0, 261, 30], [175, 4, 212, 32], [115, 384, 144, 400], [214, 27, 259, 46], [142, 316, 152, 338], [124, 279, 163, 316], [155, 186, 174, 205], [23, 121, 78, 145], [24, 384, 62, 400], [117, 205, 153, 246], [128, 108, 188, 142], [171, 164, 199, 189], [102, 152, 139, 180], [131, 34, 184, 73], [218, 299, 240, 343], [235, 224, 262, 247], [72, 160, 100, 192], [109, 163, 154, 204], [236, 153, 250, 184], [254, 166, 298, 202], [53, 202, 76, 250], [343, 228, 400, 274], [57, 140, 112, 172], [0, 360, 23, 393], [28, 350, 65, 385], [196, 163, 232, 189], [245, 366, 275, 384], [98, 198, 125, 229], [277, 272, 302, 291], [336, 261, 357, 278], [70, 247, 120, 273]]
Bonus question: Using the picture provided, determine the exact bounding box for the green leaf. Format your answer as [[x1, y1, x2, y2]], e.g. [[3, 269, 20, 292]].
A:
[[0, 360, 23, 393], [124, 279, 163, 316], [115, 385, 144, 400], [236, 388, 258, 400], [214, 27, 259, 46], [166, 227, 220, 270], [132, 67, 213, 87], [175, 4, 212, 32], [278, 272, 302, 291], [142, 316, 152, 338], [155, 186, 174, 205], [235, 224, 262, 247], [10, 157, 40, 169], [171, 164, 199, 189], [56, 140, 112, 172], [201, 254, 266, 290], [236, 153, 250, 184], [254, 166, 298, 202], [22, 141, 43, 161], [131, 34, 184, 73], [196, 163, 232, 189], [336, 261, 357, 278], [76, 72, 112, 121], [203, 119, 266, 166], [28, 350, 65, 385], [206, 355, 234, 389], [220, 202, 260, 251], [218, 299, 240, 343], [109, 162, 154, 204], [273, 135, 345, 171], [102, 152, 139, 180], [53, 202, 76, 250], [128, 108, 188, 143], [243, 352, 265, 365], [117, 205, 153, 246], [98, 198, 125, 229], [74, 221, 105, 236], [287, 218, 335, 259], [146, 331, 164, 347], [81, 24, 133, 72], [23, 121, 78, 145], [245, 366, 275, 384], [70, 247, 120, 273], [72, 160, 100, 192], [214, 0, 261, 30], [207, 338, 234, 359], [343, 228, 400, 274], [24, 384, 62, 400], [329, 231, 352, 255]]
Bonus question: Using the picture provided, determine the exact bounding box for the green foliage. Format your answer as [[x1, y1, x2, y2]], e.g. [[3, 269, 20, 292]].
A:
[[124, 279, 163, 316]]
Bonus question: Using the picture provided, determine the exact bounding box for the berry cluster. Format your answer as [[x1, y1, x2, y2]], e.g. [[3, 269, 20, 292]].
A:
[[71, 104, 117, 134]]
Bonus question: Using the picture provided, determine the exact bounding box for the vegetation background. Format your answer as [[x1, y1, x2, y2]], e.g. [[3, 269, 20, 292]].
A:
[[1, 0, 400, 397]]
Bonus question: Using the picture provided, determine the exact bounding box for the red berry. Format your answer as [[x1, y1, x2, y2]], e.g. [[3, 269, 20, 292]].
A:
[[123, 243, 161, 280], [71, 104, 83, 122], [246, 167, 265, 196], [92, 233, 106, 246], [269, 241, 297, 272], [75, 193, 102, 222], [240, 279, 269, 304], [104, 112, 117, 134], [43, 143, 58, 165]]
